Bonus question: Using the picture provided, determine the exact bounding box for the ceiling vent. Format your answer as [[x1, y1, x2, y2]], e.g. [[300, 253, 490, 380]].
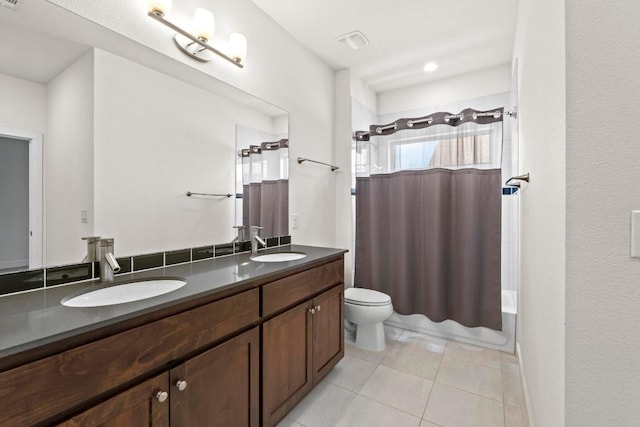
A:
[[336, 30, 369, 50], [1, 0, 24, 11]]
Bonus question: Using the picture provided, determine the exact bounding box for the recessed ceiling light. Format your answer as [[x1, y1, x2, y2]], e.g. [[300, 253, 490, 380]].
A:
[[423, 62, 438, 72]]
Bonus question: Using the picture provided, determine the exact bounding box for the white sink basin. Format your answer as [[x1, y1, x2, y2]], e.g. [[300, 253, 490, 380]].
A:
[[62, 279, 186, 307], [251, 252, 307, 262]]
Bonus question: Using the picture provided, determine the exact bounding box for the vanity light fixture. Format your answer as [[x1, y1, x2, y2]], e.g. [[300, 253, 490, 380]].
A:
[[146, 2, 247, 68]]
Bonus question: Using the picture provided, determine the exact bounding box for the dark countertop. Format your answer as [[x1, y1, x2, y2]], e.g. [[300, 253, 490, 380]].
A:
[[0, 245, 346, 363]]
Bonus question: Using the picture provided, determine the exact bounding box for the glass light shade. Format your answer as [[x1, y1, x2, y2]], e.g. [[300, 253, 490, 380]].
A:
[[229, 33, 247, 62], [193, 8, 215, 41], [423, 61, 438, 72], [147, 0, 172, 16]]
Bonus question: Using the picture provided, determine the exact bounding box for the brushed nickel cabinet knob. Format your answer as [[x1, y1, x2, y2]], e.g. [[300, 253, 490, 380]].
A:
[[155, 391, 168, 403], [175, 379, 188, 391]]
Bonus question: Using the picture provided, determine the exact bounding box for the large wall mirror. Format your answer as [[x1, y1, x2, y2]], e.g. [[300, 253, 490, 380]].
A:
[[0, 5, 288, 274]]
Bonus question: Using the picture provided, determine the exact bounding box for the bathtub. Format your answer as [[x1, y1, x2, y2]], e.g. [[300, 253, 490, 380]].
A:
[[384, 290, 517, 353]]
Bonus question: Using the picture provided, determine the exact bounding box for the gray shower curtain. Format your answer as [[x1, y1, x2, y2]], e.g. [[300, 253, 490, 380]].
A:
[[243, 181, 288, 237], [354, 169, 502, 330], [354, 108, 504, 330]]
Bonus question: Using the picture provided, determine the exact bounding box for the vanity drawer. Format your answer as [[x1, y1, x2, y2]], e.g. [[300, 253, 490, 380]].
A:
[[262, 259, 344, 317], [0, 288, 259, 426]]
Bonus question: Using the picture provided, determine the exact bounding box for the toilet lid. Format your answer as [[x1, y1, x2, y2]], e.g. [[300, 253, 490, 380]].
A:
[[345, 288, 391, 306]]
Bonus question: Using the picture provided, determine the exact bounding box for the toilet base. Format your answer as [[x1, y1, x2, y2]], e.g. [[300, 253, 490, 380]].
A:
[[354, 322, 386, 352]]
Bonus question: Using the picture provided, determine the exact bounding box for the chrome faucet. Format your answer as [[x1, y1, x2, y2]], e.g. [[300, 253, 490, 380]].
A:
[[81, 236, 102, 262], [99, 238, 121, 282], [250, 226, 267, 254], [231, 225, 246, 243]]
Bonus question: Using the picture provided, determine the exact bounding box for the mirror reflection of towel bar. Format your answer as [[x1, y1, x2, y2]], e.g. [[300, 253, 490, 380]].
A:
[[297, 157, 339, 172], [186, 191, 233, 198]]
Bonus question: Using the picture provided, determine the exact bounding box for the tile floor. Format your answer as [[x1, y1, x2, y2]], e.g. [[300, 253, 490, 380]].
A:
[[277, 327, 529, 427]]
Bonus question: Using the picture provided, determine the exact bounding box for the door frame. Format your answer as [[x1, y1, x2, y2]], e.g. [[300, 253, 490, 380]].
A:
[[0, 127, 43, 269]]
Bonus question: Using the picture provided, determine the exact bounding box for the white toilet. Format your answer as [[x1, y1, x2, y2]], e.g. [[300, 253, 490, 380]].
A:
[[344, 287, 393, 352]]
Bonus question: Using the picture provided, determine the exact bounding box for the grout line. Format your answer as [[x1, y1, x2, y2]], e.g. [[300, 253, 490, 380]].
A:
[[433, 379, 506, 405], [332, 390, 357, 425], [422, 339, 448, 420], [437, 347, 505, 405], [299, 372, 360, 425], [349, 394, 423, 423], [337, 329, 427, 422]]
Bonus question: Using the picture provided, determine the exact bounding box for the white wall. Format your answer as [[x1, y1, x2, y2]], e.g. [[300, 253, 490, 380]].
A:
[[349, 89, 378, 287], [0, 74, 47, 133], [334, 70, 354, 285], [46, 50, 95, 266], [350, 73, 377, 115], [377, 64, 511, 116], [512, 0, 566, 425], [93, 49, 274, 256], [48, 0, 336, 248], [335, 71, 379, 286], [565, 1, 640, 425]]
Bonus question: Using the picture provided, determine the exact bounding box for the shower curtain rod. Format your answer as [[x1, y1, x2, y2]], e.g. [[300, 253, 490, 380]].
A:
[[353, 107, 515, 141]]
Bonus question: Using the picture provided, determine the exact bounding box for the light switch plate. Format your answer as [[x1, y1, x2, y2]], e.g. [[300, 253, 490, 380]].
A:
[[631, 211, 640, 258]]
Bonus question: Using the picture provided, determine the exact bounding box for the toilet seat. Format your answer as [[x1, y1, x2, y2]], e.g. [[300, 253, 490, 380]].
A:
[[345, 288, 391, 307]]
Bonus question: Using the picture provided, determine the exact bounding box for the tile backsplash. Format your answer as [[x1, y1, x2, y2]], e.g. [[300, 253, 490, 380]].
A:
[[0, 269, 44, 295], [46, 263, 93, 288], [0, 235, 291, 297]]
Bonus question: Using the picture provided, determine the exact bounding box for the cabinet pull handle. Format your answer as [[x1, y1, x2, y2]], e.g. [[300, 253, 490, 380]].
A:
[[155, 391, 168, 403], [175, 379, 188, 391]]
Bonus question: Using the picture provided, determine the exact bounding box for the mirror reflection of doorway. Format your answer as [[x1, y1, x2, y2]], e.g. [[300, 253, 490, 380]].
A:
[[0, 136, 28, 273], [0, 130, 42, 272]]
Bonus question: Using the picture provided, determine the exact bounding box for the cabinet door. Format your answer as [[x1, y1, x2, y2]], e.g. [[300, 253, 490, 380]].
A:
[[58, 374, 169, 427], [262, 302, 313, 427], [312, 284, 344, 384], [170, 327, 259, 427]]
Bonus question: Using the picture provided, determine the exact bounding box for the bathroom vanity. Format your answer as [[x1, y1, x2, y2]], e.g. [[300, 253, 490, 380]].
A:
[[0, 245, 345, 427]]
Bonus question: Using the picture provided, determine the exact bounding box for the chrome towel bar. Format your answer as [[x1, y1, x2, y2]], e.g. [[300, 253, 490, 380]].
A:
[[297, 157, 339, 172], [505, 173, 530, 188], [186, 191, 233, 198]]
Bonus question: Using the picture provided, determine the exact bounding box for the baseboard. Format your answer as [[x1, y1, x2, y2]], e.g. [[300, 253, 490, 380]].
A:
[[517, 342, 535, 427]]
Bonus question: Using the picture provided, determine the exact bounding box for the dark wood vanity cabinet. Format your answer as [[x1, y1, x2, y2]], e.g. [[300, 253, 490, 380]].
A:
[[169, 327, 259, 426], [58, 374, 170, 427], [59, 327, 260, 427], [0, 254, 344, 427], [311, 284, 344, 382], [0, 288, 260, 426], [262, 259, 345, 427]]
